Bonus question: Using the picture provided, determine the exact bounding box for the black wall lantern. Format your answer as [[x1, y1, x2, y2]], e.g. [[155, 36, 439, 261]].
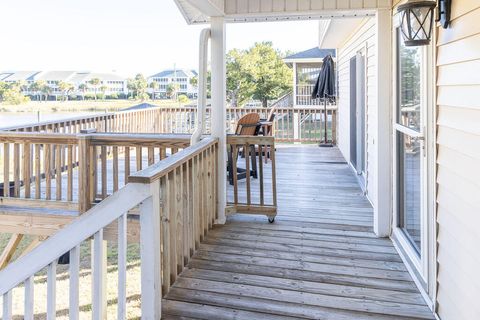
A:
[[398, 0, 437, 46], [437, 0, 451, 29]]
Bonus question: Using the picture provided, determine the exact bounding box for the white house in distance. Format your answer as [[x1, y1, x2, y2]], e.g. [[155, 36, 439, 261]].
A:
[[148, 69, 198, 99], [0, 70, 128, 98]]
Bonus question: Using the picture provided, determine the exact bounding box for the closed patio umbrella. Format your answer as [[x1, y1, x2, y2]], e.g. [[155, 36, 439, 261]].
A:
[[312, 54, 336, 147]]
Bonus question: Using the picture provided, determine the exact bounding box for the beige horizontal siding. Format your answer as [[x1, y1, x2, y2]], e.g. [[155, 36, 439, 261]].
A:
[[336, 18, 376, 202], [435, 3, 480, 320]]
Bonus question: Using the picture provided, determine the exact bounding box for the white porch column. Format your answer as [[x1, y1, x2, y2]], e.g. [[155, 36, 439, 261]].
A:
[[374, 8, 392, 237], [211, 16, 227, 224]]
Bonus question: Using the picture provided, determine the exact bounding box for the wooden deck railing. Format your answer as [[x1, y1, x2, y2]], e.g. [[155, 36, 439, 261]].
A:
[[1, 104, 337, 144], [0, 132, 191, 213], [227, 135, 277, 222], [0, 137, 218, 320]]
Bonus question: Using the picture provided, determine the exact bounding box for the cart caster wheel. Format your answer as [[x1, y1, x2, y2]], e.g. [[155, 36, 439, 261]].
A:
[[268, 217, 275, 223]]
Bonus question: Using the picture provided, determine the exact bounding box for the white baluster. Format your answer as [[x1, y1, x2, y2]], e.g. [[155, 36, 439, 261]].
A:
[[2, 291, 12, 320], [47, 261, 57, 320], [24, 276, 34, 320], [92, 229, 106, 320], [69, 246, 80, 320], [117, 213, 127, 320]]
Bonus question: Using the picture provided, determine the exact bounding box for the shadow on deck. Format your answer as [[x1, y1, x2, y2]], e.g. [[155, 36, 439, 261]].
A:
[[162, 145, 434, 320]]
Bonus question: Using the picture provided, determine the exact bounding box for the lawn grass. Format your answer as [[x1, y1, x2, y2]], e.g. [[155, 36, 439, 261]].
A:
[[0, 233, 142, 319]]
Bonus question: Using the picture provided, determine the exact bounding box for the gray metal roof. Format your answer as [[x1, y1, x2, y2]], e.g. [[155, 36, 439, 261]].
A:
[[0, 71, 41, 82], [36, 71, 76, 82], [284, 48, 336, 60]]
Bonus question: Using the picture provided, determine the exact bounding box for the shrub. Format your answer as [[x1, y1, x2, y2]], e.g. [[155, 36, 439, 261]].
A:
[[178, 94, 190, 104]]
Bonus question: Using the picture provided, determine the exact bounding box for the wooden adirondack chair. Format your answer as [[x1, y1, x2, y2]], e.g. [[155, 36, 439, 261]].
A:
[[228, 113, 260, 185]]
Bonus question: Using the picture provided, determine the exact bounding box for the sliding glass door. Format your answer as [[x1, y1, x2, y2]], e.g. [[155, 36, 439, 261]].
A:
[[393, 21, 436, 296], [396, 35, 424, 254]]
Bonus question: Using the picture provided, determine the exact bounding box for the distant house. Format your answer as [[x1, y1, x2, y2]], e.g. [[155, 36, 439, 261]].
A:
[[283, 47, 336, 107], [0, 70, 128, 99], [148, 69, 198, 99]]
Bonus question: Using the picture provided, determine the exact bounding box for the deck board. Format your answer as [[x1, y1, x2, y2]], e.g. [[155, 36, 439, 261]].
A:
[[163, 145, 434, 319]]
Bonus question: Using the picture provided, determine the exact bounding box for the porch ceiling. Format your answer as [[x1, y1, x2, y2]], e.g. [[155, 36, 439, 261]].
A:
[[174, 0, 390, 24], [318, 17, 366, 49]]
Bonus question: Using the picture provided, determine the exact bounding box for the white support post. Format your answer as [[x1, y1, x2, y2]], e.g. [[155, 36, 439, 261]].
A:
[[210, 16, 227, 224], [374, 8, 392, 237]]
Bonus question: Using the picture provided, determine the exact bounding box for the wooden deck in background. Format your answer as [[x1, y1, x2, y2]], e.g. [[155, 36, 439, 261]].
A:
[[162, 145, 434, 320]]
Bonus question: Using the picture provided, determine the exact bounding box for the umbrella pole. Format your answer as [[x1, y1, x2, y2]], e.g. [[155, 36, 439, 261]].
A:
[[319, 96, 333, 147]]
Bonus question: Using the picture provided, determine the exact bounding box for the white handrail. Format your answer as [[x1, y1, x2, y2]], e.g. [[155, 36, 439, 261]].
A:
[[191, 28, 211, 145], [0, 182, 150, 295]]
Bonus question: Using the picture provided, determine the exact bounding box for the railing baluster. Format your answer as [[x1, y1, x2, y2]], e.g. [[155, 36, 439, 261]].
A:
[[47, 261, 57, 320], [113, 146, 119, 192], [35, 144, 41, 199], [69, 246, 80, 320], [3, 291, 12, 320], [23, 142, 31, 198], [13, 143, 20, 197], [259, 144, 264, 206], [56, 144, 62, 200], [117, 213, 127, 320], [245, 143, 251, 205], [101, 146, 107, 199], [3, 143, 9, 197], [175, 166, 183, 271], [67, 144, 73, 201], [24, 276, 34, 320], [92, 229, 106, 320], [136, 147, 142, 171], [44, 144, 51, 200], [167, 171, 177, 283]]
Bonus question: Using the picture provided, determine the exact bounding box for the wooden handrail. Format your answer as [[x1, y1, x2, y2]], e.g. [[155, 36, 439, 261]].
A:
[[0, 182, 150, 295], [0, 136, 220, 318], [129, 137, 218, 184]]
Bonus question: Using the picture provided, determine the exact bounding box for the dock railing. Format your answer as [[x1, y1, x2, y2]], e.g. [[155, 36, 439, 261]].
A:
[[0, 137, 218, 319], [1, 104, 337, 143]]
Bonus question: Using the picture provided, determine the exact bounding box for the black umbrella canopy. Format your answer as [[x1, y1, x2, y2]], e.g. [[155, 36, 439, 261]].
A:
[[312, 54, 336, 102]]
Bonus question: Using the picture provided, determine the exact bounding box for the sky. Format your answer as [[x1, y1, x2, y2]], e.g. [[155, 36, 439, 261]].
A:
[[0, 0, 320, 78]]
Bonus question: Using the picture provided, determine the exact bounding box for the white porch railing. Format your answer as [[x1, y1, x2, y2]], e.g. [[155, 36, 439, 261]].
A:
[[0, 137, 218, 320]]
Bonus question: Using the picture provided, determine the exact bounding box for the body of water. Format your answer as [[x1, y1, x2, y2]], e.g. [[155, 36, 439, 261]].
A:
[[0, 111, 98, 129]]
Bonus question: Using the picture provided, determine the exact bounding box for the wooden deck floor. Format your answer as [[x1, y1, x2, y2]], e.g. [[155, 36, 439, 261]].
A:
[[162, 145, 434, 320]]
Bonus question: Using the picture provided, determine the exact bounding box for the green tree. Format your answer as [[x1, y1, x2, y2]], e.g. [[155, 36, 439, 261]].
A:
[[150, 81, 159, 100], [226, 49, 255, 107], [244, 42, 292, 107], [78, 83, 88, 100], [166, 83, 179, 100], [189, 76, 198, 88], [40, 82, 51, 101], [127, 74, 148, 100], [58, 81, 74, 101], [178, 94, 190, 104], [0, 81, 30, 105], [100, 85, 108, 100], [88, 78, 101, 101], [29, 81, 41, 101]]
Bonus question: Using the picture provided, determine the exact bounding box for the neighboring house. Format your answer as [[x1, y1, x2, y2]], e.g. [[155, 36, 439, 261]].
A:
[[0, 70, 128, 98], [148, 69, 198, 99], [283, 47, 336, 107]]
